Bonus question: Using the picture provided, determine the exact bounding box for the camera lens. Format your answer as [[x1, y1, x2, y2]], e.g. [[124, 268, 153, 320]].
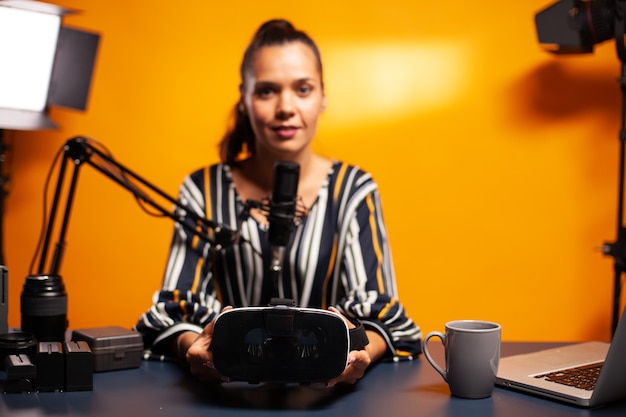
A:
[[20, 274, 68, 342]]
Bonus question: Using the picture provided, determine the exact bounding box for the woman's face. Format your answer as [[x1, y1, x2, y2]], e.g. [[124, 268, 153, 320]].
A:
[[241, 41, 326, 160]]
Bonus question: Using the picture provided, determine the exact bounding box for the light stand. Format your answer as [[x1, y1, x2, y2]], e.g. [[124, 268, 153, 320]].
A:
[[601, 1, 626, 337], [0, 3, 99, 337], [535, 0, 626, 336]]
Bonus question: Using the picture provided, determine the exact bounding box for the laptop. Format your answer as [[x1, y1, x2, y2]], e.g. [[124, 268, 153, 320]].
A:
[[495, 306, 626, 408]]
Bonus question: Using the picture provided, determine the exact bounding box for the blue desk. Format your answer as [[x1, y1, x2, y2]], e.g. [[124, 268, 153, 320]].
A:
[[1, 342, 625, 416]]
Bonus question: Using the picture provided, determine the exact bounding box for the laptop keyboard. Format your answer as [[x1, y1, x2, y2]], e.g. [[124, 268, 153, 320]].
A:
[[534, 362, 603, 391]]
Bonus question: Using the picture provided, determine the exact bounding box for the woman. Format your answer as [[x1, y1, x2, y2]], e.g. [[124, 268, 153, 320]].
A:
[[135, 19, 422, 386]]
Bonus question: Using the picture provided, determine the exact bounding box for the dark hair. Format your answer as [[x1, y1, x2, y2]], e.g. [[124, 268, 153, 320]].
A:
[[218, 19, 324, 165]]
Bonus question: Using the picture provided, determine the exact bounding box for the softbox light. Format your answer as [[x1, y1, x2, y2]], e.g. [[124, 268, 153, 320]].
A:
[[0, 0, 99, 130]]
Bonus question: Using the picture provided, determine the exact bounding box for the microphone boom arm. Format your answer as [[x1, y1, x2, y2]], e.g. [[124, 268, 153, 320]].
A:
[[37, 136, 236, 276]]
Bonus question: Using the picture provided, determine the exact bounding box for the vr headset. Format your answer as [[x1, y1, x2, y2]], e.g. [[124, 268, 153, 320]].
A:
[[210, 300, 368, 384]]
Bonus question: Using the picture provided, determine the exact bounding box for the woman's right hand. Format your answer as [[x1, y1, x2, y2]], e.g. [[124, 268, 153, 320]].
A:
[[178, 306, 232, 383]]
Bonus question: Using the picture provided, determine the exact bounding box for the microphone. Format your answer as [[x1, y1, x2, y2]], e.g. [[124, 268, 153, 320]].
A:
[[268, 161, 300, 247], [267, 161, 300, 296]]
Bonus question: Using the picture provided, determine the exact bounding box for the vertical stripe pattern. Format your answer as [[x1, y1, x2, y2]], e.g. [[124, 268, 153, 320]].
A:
[[135, 162, 422, 358]]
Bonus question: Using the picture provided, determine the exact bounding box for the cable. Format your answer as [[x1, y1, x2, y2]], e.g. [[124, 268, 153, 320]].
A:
[[29, 144, 65, 275]]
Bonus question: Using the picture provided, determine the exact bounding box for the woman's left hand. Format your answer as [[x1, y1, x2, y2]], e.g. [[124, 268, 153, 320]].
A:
[[326, 348, 372, 387], [325, 307, 386, 387]]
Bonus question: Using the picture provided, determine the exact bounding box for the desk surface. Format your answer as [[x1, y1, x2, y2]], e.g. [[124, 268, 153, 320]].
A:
[[1, 342, 625, 416]]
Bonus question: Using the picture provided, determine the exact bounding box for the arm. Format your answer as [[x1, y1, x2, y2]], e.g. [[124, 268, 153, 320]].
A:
[[333, 182, 422, 362]]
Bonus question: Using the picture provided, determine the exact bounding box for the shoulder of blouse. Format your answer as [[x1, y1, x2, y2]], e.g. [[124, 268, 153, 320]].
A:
[[328, 160, 378, 199], [179, 163, 231, 198]]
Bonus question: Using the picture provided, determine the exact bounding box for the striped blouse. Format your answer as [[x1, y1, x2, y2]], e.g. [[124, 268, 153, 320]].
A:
[[135, 161, 422, 360]]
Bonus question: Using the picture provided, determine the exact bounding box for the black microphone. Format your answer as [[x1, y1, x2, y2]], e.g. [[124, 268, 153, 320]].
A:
[[268, 161, 300, 247], [267, 161, 299, 297]]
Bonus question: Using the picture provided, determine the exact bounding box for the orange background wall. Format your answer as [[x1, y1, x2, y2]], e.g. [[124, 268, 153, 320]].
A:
[[4, 0, 625, 342]]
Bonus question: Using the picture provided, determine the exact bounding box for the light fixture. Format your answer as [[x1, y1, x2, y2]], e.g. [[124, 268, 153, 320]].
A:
[[0, 0, 99, 129], [535, 0, 616, 54]]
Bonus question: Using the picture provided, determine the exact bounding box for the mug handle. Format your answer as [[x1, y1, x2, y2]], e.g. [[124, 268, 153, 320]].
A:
[[423, 331, 447, 382]]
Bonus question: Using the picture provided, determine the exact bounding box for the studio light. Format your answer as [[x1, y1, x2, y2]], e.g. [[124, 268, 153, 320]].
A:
[[535, 0, 617, 54], [0, 0, 100, 129], [0, 4, 60, 114]]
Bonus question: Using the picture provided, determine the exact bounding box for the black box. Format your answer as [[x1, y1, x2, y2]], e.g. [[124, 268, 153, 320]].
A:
[[3, 354, 36, 393], [71, 326, 143, 372], [63, 341, 93, 391], [36, 342, 65, 391]]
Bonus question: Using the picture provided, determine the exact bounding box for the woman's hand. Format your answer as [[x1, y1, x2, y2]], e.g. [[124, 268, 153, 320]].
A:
[[326, 348, 372, 387], [325, 307, 387, 387], [177, 306, 232, 383]]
